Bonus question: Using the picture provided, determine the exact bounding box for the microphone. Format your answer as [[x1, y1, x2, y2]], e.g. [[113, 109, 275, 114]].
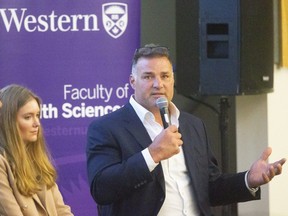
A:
[[156, 97, 171, 129]]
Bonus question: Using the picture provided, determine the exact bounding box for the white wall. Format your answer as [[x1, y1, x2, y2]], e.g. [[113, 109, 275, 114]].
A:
[[267, 67, 288, 216], [236, 67, 288, 216], [236, 93, 269, 216]]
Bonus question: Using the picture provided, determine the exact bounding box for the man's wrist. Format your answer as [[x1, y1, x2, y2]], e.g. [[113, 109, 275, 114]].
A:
[[142, 148, 158, 172], [245, 171, 259, 194]]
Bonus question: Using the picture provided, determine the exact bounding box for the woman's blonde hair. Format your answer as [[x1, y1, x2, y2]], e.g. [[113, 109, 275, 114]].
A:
[[0, 84, 57, 196]]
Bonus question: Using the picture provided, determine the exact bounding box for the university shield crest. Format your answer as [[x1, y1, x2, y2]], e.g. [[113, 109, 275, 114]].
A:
[[102, 3, 128, 39]]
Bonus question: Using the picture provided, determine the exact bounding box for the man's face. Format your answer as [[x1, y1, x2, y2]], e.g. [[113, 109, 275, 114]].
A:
[[130, 56, 174, 113]]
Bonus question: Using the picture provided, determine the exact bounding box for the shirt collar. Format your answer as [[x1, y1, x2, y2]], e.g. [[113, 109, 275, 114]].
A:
[[129, 95, 151, 123], [129, 95, 180, 124]]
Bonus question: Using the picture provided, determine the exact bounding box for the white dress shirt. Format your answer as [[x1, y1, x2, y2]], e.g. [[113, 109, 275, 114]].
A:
[[129, 96, 200, 216]]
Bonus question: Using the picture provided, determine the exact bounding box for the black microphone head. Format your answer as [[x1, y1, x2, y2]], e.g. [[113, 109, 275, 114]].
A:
[[156, 97, 168, 109]]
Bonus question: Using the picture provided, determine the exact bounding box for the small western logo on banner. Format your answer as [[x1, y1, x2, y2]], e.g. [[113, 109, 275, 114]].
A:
[[102, 3, 128, 39]]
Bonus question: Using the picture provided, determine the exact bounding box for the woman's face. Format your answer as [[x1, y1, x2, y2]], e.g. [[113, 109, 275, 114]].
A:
[[17, 99, 40, 144]]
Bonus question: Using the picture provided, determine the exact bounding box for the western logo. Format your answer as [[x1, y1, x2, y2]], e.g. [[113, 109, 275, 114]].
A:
[[0, 3, 129, 39], [102, 3, 128, 39]]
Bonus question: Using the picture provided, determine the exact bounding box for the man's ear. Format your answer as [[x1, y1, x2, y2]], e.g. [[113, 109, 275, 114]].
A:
[[129, 75, 136, 89]]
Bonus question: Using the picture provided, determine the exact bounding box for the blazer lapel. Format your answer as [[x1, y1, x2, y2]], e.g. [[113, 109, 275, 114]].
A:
[[123, 104, 165, 192], [122, 103, 153, 149], [31, 194, 45, 212], [179, 116, 200, 188], [31, 185, 47, 213], [154, 163, 165, 193]]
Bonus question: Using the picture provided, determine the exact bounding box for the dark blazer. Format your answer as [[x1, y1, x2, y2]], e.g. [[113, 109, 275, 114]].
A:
[[86, 103, 260, 216]]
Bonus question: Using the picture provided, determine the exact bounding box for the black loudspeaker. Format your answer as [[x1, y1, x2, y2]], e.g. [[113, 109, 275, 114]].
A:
[[176, 0, 274, 96]]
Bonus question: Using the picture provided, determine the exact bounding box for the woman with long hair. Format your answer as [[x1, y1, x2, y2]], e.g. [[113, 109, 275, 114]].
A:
[[0, 84, 73, 216]]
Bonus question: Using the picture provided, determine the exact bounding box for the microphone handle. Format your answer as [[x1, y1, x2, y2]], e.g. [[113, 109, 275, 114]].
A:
[[159, 107, 170, 129]]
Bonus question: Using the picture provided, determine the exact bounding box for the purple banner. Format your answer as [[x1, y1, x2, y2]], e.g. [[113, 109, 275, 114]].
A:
[[0, 0, 140, 215]]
